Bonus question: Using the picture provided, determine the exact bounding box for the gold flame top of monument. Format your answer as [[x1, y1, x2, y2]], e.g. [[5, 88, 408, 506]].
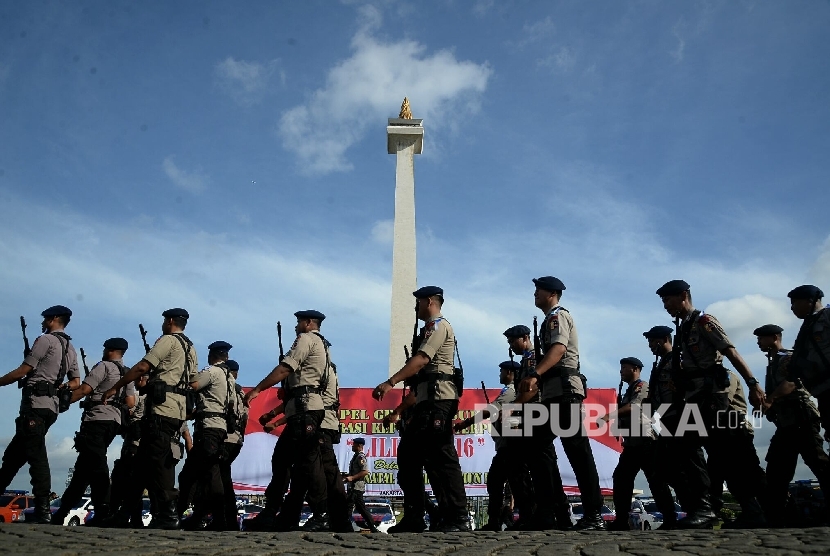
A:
[[398, 97, 413, 119]]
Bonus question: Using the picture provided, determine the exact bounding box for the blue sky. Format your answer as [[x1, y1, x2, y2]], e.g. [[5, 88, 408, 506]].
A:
[[1, 1, 829, 491]]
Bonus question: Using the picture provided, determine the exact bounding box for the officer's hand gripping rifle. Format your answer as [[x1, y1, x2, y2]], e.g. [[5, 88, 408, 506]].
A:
[[277, 321, 285, 360], [18, 316, 31, 388], [139, 324, 151, 354]]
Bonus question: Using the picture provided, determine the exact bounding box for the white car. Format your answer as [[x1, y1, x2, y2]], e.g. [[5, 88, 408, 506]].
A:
[[629, 498, 658, 530], [25, 496, 92, 526], [141, 498, 152, 527], [355, 498, 396, 533]]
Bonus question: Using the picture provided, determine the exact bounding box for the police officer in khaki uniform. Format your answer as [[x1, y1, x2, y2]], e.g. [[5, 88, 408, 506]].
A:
[[518, 277, 604, 531], [102, 308, 198, 529], [0, 305, 80, 523], [373, 286, 469, 533], [244, 310, 331, 531], [219, 359, 247, 530], [642, 325, 696, 525], [755, 323, 830, 526], [454, 360, 519, 531], [178, 341, 234, 529], [504, 324, 566, 530], [108, 374, 146, 526], [605, 357, 675, 530], [656, 280, 765, 528], [788, 285, 830, 437], [54, 338, 136, 526], [344, 438, 378, 532]]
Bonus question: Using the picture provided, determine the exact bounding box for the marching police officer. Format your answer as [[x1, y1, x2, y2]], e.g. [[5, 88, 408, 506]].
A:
[[344, 437, 378, 532], [244, 310, 331, 532], [788, 285, 830, 436], [108, 374, 147, 526], [518, 277, 605, 530], [178, 341, 235, 530], [656, 280, 765, 528], [454, 360, 519, 531], [54, 338, 136, 526], [373, 286, 469, 532], [0, 305, 80, 523], [219, 359, 247, 530], [605, 357, 675, 530], [102, 308, 198, 529], [755, 323, 830, 526]]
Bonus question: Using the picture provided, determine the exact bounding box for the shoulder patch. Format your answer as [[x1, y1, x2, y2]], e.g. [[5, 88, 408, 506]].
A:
[[548, 315, 559, 330], [698, 313, 710, 324]]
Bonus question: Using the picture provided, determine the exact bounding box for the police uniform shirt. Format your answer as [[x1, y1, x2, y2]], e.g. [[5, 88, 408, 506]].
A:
[[679, 310, 733, 399], [124, 394, 146, 450], [618, 379, 654, 445], [82, 359, 136, 424], [21, 332, 80, 414], [142, 334, 198, 420], [282, 332, 329, 414], [320, 366, 340, 432], [648, 354, 675, 407], [491, 383, 517, 451], [193, 364, 231, 432], [348, 450, 369, 492], [726, 371, 753, 433], [765, 349, 818, 427], [792, 307, 830, 395], [414, 314, 457, 403], [518, 348, 541, 403], [225, 382, 248, 446], [539, 306, 583, 399]]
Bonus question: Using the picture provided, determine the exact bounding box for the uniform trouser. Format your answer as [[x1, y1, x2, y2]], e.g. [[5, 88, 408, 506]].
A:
[[109, 443, 140, 520], [654, 407, 703, 513], [399, 400, 467, 524], [58, 420, 120, 516], [264, 410, 327, 516], [0, 408, 58, 498], [347, 489, 376, 529], [765, 419, 830, 524], [503, 437, 537, 522], [177, 427, 226, 520], [220, 442, 242, 526], [612, 441, 675, 525], [128, 415, 182, 510], [486, 448, 510, 525]]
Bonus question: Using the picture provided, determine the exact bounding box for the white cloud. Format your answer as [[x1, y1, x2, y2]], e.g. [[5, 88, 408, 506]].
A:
[[162, 156, 208, 193], [214, 56, 283, 105], [671, 21, 686, 63], [472, 0, 494, 18], [538, 46, 576, 72], [371, 219, 394, 244], [278, 11, 492, 175]]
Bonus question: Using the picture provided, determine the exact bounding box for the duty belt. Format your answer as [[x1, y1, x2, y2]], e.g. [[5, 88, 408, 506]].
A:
[[163, 384, 189, 396], [286, 385, 321, 397], [541, 366, 581, 380], [198, 411, 226, 419], [22, 382, 58, 397], [409, 371, 454, 386], [82, 399, 123, 410]]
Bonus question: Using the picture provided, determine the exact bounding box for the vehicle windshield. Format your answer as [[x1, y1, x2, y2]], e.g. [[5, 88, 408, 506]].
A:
[[643, 502, 659, 513], [367, 506, 392, 515], [142, 499, 151, 512], [0, 496, 15, 507], [51, 499, 62, 508], [571, 504, 583, 515]]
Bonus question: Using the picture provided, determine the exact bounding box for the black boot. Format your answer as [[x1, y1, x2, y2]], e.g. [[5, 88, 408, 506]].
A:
[[676, 496, 716, 530], [33, 497, 53, 524], [149, 499, 180, 530], [243, 505, 279, 531], [84, 504, 109, 527], [302, 513, 330, 532], [572, 511, 607, 531]]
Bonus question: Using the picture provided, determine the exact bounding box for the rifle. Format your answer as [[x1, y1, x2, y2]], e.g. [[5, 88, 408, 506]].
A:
[[533, 316, 542, 367], [509, 347, 514, 364], [20, 316, 30, 357], [411, 300, 420, 355], [138, 324, 151, 354], [480, 380, 491, 405], [454, 339, 465, 398], [277, 321, 284, 359], [80, 348, 90, 377], [404, 345, 410, 361]]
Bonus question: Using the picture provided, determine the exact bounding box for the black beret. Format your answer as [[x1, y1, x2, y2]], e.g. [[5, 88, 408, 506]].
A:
[[294, 310, 326, 322], [503, 325, 531, 339], [532, 276, 566, 292], [656, 280, 690, 297], [41, 305, 72, 317], [643, 326, 673, 339], [162, 308, 189, 319], [788, 285, 824, 300], [226, 360, 239, 372], [208, 341, 233, 352], [103, 337, 129, 351], [620, 357, 644, 369], [499, 360, 521, 371], [353, 437, 366, 445], [753, 324, 783, 337], [413, 286, 443, 298]]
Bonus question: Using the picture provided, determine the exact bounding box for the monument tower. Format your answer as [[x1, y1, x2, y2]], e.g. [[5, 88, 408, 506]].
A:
[[387, 98, 424, 379]]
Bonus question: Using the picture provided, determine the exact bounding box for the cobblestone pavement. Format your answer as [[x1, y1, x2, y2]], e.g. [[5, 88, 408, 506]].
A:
[[3, 525, 830, 555]]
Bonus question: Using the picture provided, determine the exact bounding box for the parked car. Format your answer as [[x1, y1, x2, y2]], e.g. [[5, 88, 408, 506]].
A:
[[353, 500, 396, 533], [0, 491, 33, 523], [24, 496, 92, 526], [237, 503, 264, 530], [786, 479, 826, 527], [569, 503, 615, 525], [142, 498, 152, 527], [630, 499, 686, 529]]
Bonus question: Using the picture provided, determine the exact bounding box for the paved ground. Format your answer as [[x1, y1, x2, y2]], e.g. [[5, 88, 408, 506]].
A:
[[3, 525, 830, 555]]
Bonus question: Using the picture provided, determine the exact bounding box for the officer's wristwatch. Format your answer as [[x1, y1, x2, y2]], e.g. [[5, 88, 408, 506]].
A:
[[528, 371, 541, 381], [745, 377, 759, 388]]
